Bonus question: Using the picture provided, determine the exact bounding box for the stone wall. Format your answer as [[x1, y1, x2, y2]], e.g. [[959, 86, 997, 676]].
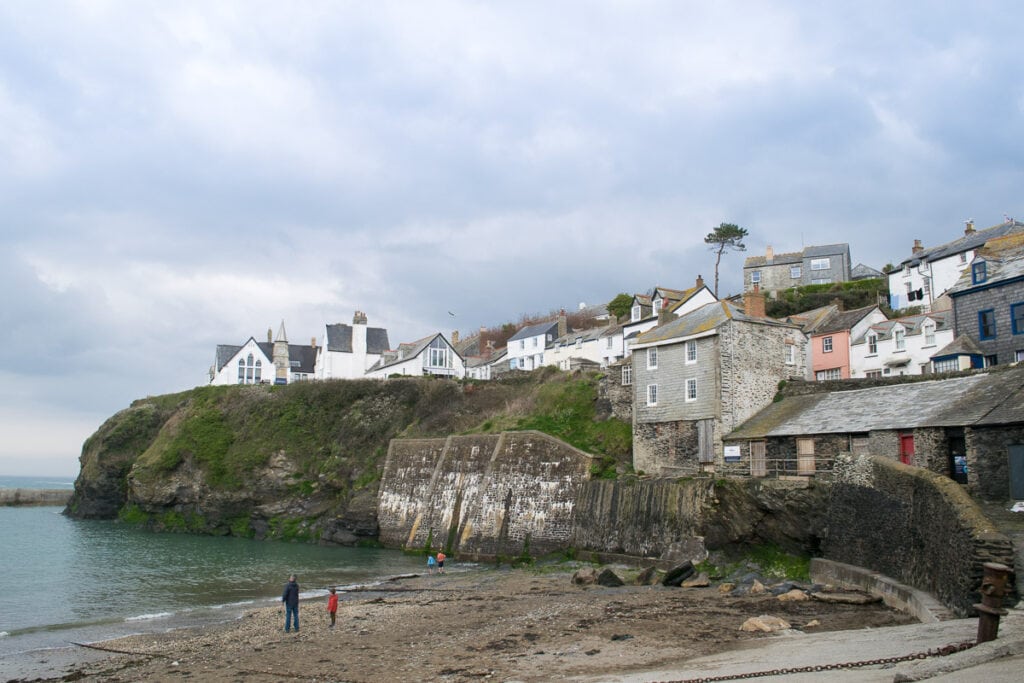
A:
[[597, 363, 633, 423], [824, 456, 1015, 616], [377, 432, 593, 558], [720, 434, 847, 478], [968, 425, 1024, 500], [632, 420, 703, 476]]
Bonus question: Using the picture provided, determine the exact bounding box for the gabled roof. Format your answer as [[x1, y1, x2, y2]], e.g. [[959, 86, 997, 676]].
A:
[[744, 244, 849, 268], [851, 263, 884, 280], [465, 347, 507, 368], [947, 231, 1024, 297], [930, 335, 983, 359], [812, 305, 883, 336], [634, 301, 796, 346], [368, 333, 462, 372], [727, 369, 1024, 439], [898, 220, 1024, 268], [554, 325, 608, 346], [215, 339, 316, 375], [508, 321, 560, 343], [853, 311, 951, 345], [324, 323, 390, 354], [784, 305, 838, 334]]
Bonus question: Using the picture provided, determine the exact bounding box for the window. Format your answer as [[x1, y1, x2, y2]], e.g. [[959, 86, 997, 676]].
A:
[[933, 358, 959, 372], [811, 258, 831, 271], [972, 261, 987, 284], [1013, 303, 1024, 334], [790, 265, 801, 279], [822, 336, 833, 353], [427, 337, 451, 368], [685, 340, 697, 363], [811, 278, 832, 285], [796, 438, 815, 475], [959, 252, 968, 263], [865, 370, 882, 378], [575, 337, 583, 348], [606, 336, 613, 349], [751, 271, 761, 284], [923, 322, 935, 346], [519, 339, 525, 350], [621, 366, 632, 385], [631, 304, 641, 321], [785, 344, 795, 365], [903, 263, 911, 276], [1016, 350, 1024, 362], [979, 309, 997, 340], [685, 378, 697, 402], [532, 337, 538, 347], [984, 354, 998, 368], [652, 296, 662, 310], [895, 329, 906, 351], [867, 334, 877, 355], [919, 260, 930, 273], [816, 368, 842, 381], [647, 347, 658, 369], [237, 354, 261, 384], [646, 383, 658, 406]]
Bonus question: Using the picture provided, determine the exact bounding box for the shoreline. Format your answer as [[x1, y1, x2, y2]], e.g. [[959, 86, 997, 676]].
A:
[[5, 564, 922, 682]]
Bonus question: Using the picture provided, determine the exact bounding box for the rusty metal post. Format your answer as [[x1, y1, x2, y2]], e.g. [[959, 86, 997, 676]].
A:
[[975, 562, 1011, 643]]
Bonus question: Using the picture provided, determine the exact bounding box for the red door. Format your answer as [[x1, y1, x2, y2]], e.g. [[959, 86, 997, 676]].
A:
[[899, 434, 915, 465]]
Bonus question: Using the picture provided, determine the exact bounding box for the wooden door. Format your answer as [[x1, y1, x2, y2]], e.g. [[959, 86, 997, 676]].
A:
[[697, 420, 715, 464], [796, 438, 815, 475], [750, 441, 767, 477], [899, 433, 915, 465]]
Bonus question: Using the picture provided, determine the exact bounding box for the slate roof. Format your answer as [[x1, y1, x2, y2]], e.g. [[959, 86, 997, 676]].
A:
[[215, 340, 316, 374], [851, 263, 884, 280], [726, 368, 1024, 440], [930, 334, 983, 359], [852, 311, 952, 345], [508, 321, 560, 343], [324, 323, 390, 354], [947, 231, 1024, 297], [465, 347, 507, 368], [554, 325, 609, 346], [634, 301, 796, 346], [744, 244, 849, 268], [897, 220, 1024, 268], [812, 305, 882, 336], [783, 305, 838, 334], [368, 333, 462, 372]]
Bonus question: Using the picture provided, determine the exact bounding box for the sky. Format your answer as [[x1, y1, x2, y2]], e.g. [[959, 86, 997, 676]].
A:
[[2, 1, 1022, 476]]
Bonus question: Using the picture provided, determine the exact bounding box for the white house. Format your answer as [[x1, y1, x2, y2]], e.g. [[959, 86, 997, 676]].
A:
[[506, 317, 566, 371], [547, 326, 612, 370], [465, 347, 507, 380], [598, 324, 625, 366], [887, 219, 1024, 312], [210, 322, 316, 385], [365, 333, 465, 379], [315, 311, 390, 380], [850, 311, 954, 378], [622, 280, 717, 357]]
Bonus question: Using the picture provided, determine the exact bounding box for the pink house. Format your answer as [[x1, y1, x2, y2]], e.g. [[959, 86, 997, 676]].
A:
[[797, 305, 888, 381]]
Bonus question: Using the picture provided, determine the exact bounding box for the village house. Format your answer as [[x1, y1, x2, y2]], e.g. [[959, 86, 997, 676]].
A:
[[465, 347, 507, 380], [210, 322, 317, 386], [365, 333, 465, 379], [722, 368, 1024, 500], [743, 243, 852, 294], [547, 325, 617, 370], [932, 231, 1024, 370], [850, 311, 953, 378], [598, 324, 625, 366], [621, 279, 717, 357], [629, 290, 809, 476], [315, 311, 391, 380], [805, 305, 888, 381], [506, 316, 566, 371], [886, 218, 1024, 313]]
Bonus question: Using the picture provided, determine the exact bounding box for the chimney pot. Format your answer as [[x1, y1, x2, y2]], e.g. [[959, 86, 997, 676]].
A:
[[912, 239, 924, 254], [557, 312, 567, 339], [696, 274, 704, 289], [267, 328, 272, 343], [311, 337, 317, 349], [451, 330, 460, 345], [965, 219, 976, 235], [766, 245, 774, 264], [353, 310, 368, 325]]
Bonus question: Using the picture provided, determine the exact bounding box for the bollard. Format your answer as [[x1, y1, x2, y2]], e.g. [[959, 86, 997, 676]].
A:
[[975, 562, 1011, 643]]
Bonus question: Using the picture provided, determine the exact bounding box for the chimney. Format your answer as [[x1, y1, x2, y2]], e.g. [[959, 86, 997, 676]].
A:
[[695, 274, 704, 289], [912, 239, 924, 254], [267, 328, 273, 343], [557, 310, 567, 338], [353, 310, 367, 325], [766, 245, 774, 264], [831, 297, 844, 312], [745, 284, 766, 318], [965, 219, 976, 235], [311, 337, 317, 349], [658, 303, 672, 326], [451, 330, 460, 345]]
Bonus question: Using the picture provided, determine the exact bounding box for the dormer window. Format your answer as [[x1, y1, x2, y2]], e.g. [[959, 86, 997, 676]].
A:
[[972, 261, 987, 284], [631, 304, 641, 322], [867, 334, 877, 354], [652, 296, 662, 310], [923, 322, 935, 346], [894, 328, 906, 351]]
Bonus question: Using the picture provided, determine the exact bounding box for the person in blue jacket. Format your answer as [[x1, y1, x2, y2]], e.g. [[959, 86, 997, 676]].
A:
[[282, 574, 300, 632]]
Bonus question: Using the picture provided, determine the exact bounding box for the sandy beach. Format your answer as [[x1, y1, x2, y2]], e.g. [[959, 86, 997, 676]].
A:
[[4, 563, 920, 683]]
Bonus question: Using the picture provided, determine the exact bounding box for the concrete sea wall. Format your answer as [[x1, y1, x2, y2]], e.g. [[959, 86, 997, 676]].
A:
[[0, 489, 72, 506]]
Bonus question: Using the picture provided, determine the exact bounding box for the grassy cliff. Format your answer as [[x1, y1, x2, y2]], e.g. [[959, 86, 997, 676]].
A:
[[66, 369, 631, 543]]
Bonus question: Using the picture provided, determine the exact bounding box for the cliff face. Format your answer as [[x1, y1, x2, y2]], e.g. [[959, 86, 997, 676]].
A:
[[65, 372, 631, 544]]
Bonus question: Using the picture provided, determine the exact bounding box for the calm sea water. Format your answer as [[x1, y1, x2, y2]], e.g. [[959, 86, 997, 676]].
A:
[[0, 476, 434, 676]]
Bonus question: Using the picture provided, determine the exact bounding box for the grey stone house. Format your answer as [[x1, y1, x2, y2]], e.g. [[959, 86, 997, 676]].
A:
[[933, 233, 1024, 370], [722, 368, 1024, 500], [743, 243, 852, 294], [629, 300, 809, 475]]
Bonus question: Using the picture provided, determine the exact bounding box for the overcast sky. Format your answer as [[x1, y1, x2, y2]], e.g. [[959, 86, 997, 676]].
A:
[[2, 2, 1022, 477]]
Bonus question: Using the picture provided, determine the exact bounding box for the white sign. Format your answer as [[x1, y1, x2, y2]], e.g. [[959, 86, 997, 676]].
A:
[[724, 445, 741, 462]]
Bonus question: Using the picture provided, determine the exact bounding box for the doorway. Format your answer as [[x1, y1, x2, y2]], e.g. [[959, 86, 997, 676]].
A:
[[1010, 445, 1024, 500], [899, 432, 915, 465]]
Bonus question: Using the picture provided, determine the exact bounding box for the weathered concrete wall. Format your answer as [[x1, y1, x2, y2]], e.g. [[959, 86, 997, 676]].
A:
[[824, 456, 1015, 616], [0, 489, 72, 506], [377, 432, 594, 558]]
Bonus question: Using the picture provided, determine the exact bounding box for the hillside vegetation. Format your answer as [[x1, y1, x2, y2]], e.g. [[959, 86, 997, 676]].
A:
[[66, 369, 631, 543]]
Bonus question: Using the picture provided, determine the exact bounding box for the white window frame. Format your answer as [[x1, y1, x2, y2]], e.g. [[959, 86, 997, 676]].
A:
[[646, 383, 658, 406], [790, 265, 801, 279], [647, 347, 658, 369], [685, 378, 697, 402], [815, 368, 842, 381], [751, 270, 761, 284], [823, 336, 833, 353], [810, 257, 830, 271], [631, 304, 641, 321], [621, 365, 632, 385], [867, 334, 877, 355], [923, 323, 935, 346], [895, 329, 906, 351], [685, 340, 697, 364], [785, 344, 795, 365]]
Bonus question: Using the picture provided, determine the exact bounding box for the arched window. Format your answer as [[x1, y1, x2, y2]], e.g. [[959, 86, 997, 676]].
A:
[[237, 353, 260, 384]]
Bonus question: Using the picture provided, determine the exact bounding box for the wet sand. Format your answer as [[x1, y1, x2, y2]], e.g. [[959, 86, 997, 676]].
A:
[[7, 565, 917, 682]]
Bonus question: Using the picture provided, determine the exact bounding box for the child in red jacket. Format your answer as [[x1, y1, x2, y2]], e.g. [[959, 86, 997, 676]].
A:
[[327, 587, 338, 628]]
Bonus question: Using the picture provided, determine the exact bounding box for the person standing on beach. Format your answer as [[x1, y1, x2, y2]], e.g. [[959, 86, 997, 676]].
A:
[[282, 574, 300, 633], [327, 587, 338, 629], [427, 554, 437, 574], [436, 551, 446, 574]]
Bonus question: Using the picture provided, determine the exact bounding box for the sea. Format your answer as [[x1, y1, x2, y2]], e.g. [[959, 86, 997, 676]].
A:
[[0, 475, 434, 679]]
